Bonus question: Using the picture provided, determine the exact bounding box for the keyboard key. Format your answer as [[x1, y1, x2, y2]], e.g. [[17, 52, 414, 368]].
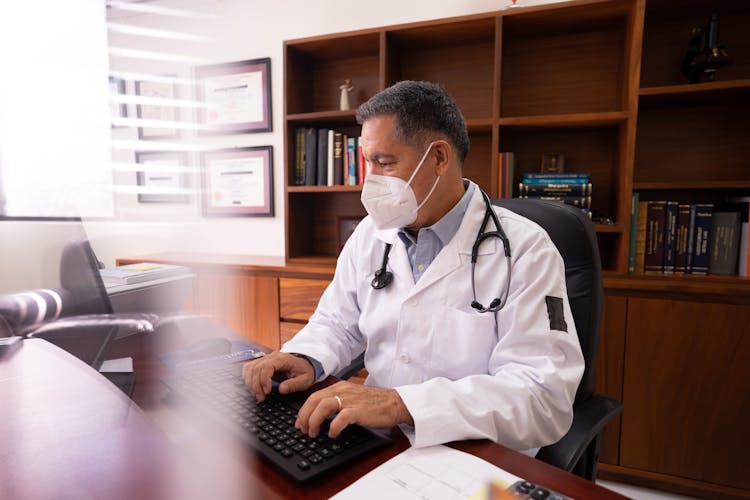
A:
[[297, 460, 310, 471]]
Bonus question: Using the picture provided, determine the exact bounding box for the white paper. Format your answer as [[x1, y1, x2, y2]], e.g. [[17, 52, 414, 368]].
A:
[[331, 445, 521, 500], [99, 356, 134, 373]]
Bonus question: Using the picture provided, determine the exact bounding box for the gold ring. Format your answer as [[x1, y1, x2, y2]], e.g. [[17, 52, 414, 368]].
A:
[[334, 395, 343, 412]]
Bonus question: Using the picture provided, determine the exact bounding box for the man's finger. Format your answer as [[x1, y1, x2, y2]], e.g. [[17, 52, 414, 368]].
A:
[[306, 396, 338, 438], [328, 408, 357, 438]]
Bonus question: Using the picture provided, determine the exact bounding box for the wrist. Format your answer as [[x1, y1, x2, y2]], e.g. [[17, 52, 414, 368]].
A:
[[391, 389, 414, 426]]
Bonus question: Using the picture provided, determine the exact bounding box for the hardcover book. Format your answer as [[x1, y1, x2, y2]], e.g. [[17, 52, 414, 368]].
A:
[[644, 201, 667, 274], [518, 183, 592, 196], [663, 201, 679, 274], [316, 128, 329, 186], [708, 212, 741, 275], [634, 200, 648, 274], [674, 204, 691, 273], [333, 132, 344, 185], [303, 127, 317, 186], [628, 192, 639, 274], [688, 203, 714, 275]]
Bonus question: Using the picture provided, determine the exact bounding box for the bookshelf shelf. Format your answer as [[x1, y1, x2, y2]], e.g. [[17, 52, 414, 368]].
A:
[[287, 185, 362, 193], [286, 110, 358, 123], [639, 79, 750, 107], [498, 111, 629, 128], [634, 181, 750, 190]]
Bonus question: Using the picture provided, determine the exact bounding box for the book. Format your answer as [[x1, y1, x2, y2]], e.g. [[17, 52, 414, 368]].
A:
[[644, 201, 667, 274], [708, 212, 741, 275], [357, 137, 366, 185], [518, 194, 591, 209], [518, 183, 592, 196], [347, 137, 358, 185], [674, 204, 691, 273], [327, 129, 334, 186], [522, 172, 590, 180], [688, 203, 714, 275], [316, 128, 328, 186], [333, 132, 344, 185], [294, 127, 305, 186], [634, 200, 648, 274], [628, 192, 639, 274], [303, 127, 317, 186], [663, 201, 678, 274], [740, 222, 749, 277], [99, 263, 189, 285]]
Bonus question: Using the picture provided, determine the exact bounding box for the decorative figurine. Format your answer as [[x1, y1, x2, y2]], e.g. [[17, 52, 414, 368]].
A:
[[682, 13, 731, 83], [339, 79, 354, 110]]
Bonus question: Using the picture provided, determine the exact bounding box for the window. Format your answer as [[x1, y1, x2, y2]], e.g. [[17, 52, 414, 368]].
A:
[[0, 1, 113, 219]]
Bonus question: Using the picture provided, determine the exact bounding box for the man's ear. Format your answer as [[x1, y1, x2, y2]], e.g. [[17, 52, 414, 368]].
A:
[[432, 140, 452, 175]]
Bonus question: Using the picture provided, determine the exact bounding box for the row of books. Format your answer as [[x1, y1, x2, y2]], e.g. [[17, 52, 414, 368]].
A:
[[293, 127, 365, 187], [517, 172, 593, 210], [628, 195, 749, 276]]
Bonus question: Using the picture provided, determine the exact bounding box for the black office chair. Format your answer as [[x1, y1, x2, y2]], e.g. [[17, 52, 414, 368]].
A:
[[334, 198, 623, 481], [492, 198, 622, 481]]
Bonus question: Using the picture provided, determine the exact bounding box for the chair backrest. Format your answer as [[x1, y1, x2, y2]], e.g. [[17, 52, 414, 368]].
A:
[[59, 239, 113, 315], [492, 198, 604, 403]]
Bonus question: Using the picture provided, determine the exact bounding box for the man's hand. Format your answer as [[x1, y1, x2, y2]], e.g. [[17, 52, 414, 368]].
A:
[[295, 381, 414, 438], [242, 351, 315, 402]]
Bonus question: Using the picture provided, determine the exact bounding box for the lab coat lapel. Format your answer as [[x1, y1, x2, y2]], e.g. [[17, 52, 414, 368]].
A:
[[410, 185, 497, 297]]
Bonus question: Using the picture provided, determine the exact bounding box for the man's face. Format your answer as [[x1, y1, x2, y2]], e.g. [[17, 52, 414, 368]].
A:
[[360, 114, 436, 206]]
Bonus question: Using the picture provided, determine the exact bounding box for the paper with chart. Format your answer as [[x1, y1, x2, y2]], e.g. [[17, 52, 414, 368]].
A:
[[331, 444, 521, 500]]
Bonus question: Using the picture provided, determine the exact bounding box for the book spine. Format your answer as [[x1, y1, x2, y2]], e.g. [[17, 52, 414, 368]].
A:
[[333, 132, 344, 185], [347, 138, 357, 185], [519, 183, 591, 196], [663, 201, 678, 274], [303, 127, 317, 186], [708, 212, 741, 275], [739, 222, 749, 277], [294, 127, 305, 186], [520, 177, 590, 185], [522, 172, 590, 180], [689, 203, 714, 275], [316, 128, 328, 186], [628, 192, 639, 274], [674, 204, 690, 273], [634, 200, 648, 274], [518, 195, 591, 209], [644, 201, 667, 274], [327, 129, 334, 186]]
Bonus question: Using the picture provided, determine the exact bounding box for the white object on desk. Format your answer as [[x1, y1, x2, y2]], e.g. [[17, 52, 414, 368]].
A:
[[331, 444, 521, 500], [106, 273, 195, 314]]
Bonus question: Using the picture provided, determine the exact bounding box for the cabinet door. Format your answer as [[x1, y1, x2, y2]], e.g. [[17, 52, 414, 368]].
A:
[[595, 295, 627, 465], [187, 272, 280, 349], [621, 298, 750, 490], [279, 278, 329, 322]]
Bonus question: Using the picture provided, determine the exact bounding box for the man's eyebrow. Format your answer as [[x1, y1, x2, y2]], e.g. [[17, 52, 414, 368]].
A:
[[369, 153, 397, 161]]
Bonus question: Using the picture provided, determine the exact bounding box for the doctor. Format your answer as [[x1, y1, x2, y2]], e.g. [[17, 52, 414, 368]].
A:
[[244, 80, 584, 453]]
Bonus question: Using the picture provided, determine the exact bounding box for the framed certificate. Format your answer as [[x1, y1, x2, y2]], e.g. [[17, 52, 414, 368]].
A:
[[200, 146, 274, 217], [135, 151, 189, 203], [135, 79, 179, 140], [195, 58, 272, 134]]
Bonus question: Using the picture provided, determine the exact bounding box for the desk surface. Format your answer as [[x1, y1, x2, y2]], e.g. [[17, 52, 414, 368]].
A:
[[1, 336, 625, 500]]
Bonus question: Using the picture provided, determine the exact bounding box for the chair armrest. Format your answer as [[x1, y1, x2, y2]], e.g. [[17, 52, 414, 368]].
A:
[[25, 313, 159, 339], [334, 352, 365, 380], [535, 395, 623, 473]]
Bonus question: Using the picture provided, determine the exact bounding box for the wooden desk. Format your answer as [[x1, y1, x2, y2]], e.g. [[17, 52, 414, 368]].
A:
[[1, 336, 624, 499]]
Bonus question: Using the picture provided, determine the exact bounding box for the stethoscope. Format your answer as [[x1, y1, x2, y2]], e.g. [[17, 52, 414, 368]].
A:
[[371, 189, 512, 313]]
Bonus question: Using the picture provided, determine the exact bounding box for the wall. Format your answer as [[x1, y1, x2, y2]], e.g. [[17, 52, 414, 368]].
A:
[[1, 0, 568, 292]]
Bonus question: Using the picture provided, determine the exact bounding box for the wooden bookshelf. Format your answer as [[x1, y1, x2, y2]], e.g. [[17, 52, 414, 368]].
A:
[[282, 1, 750, 497]]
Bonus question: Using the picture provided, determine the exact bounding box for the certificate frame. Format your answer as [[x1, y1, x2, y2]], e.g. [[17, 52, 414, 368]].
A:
[[195, 58, 272, 135], [135, 151, 190, 203], [200, 146, 274, 217], [135, 78, 179, 140], [337, 216, 363, 253]]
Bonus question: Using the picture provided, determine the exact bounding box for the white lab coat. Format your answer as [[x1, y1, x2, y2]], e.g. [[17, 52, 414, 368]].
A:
[[282, 181, 584, 451]]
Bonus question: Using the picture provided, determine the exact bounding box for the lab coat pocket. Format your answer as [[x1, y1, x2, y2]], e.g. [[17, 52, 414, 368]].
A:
[[430, 308, 496, 379]]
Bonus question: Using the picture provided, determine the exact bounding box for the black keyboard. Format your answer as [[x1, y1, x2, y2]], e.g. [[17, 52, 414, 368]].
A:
[[161, 363, 391, 481]]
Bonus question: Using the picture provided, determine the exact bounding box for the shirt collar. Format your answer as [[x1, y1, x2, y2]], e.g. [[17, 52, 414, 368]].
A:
[[398, 180, 475, 247]]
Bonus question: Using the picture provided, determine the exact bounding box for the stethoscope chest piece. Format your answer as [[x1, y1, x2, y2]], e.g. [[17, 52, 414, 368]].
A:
[[371, 268, 393, 289]]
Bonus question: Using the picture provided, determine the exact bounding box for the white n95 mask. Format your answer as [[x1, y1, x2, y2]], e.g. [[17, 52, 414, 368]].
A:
[[360, 142, 440, 230]]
